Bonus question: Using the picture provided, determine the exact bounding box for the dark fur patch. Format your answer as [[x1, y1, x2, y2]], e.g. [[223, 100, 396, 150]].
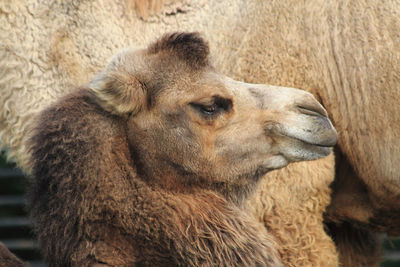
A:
[[147, 32, 210, 69], [0, 242, 26, 267]]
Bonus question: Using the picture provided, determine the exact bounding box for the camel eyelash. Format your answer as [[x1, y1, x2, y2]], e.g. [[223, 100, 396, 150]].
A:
[[190, 96, 232, 117]]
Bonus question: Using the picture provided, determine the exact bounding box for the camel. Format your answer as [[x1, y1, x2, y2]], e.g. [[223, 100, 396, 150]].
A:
[[1, 1, 399, 266], [27, 32, 337, 266]]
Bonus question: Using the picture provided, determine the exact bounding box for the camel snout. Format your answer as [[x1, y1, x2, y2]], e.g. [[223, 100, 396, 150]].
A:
[[291, 93, 338, 147], [261, 88, 338, 161], [310, 116, 338, 147]]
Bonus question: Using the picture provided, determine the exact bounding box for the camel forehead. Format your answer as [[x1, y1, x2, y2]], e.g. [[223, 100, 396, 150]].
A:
[[105, 53, 219, 108], [155, 71, 233, 106]]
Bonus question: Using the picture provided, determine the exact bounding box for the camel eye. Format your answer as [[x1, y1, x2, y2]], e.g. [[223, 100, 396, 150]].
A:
[[190, 96, 232, 117], [190, 103, 220, 116], [200, 104, 218, 115]]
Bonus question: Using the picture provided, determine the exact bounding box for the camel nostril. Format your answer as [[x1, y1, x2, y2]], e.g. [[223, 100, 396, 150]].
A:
[[296, 103, 328, 118]]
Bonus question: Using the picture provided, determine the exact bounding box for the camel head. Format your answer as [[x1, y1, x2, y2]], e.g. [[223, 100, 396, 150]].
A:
[[90, 32, 337, 200]]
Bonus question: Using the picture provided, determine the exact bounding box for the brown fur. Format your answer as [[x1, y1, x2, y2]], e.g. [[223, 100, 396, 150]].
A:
[[4, 1, 398, 265], [147, 32, 210, 69], [0, 242, 26, 267], [29, 88, 281, 266], [28, 33, 336, 266], [326, 152, 400, 236], [247, 157, 339, 266], [326, 222, 381, 267]]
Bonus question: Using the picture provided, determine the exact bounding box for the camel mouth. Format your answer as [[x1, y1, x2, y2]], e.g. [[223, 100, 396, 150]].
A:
[[281, 135, 334, 161], [294, 133, 338, 148], [298, 138, 333, 155], [281, 115, 338, 147], [276, 119, 337, 161]]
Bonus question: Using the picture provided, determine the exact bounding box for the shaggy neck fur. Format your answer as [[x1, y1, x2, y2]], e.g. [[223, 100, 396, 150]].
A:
[[130, 137, 263, 207]]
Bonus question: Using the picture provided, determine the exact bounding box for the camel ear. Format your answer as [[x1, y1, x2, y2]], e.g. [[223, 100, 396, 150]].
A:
[[89, 71, 146, 116]]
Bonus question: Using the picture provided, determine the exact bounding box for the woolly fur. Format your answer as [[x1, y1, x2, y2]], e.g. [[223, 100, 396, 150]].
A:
[[1, 1, 400, 266]]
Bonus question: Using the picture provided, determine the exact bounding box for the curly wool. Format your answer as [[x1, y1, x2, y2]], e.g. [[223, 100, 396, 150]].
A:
[[247, 157, 338, 266], [3, 0, 400, 266]]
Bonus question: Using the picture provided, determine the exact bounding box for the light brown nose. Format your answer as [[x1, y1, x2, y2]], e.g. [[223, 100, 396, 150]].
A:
[[292, 102, 337, 147], [292, 97, 337, 147]]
